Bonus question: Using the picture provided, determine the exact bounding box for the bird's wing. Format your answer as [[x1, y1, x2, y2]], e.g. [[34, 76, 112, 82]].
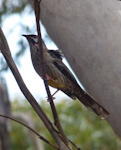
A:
[[53, 59, 77, 83], [48, 50, 63, 60], [48, 51, 110, 118], [47, 50, 77, 83]]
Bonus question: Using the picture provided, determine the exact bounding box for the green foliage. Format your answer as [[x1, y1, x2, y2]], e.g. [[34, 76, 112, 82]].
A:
[[11, 99, 121, 150]]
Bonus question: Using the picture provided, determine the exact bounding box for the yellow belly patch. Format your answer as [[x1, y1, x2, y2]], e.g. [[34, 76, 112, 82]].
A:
[[47, 78, 65, 89]]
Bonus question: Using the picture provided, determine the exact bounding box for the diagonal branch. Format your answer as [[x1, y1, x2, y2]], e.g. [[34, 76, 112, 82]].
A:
[[34, 0, 71, 149], [69, 140, 81, 150], [0, 27, 68, 150]]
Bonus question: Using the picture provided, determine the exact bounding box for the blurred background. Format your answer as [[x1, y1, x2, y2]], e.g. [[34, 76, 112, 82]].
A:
[[0, 0, 121, 150]]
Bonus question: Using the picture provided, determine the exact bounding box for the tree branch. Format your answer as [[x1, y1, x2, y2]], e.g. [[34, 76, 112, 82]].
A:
[[34, 0, 71, 149], [34, 0, 53, 102]]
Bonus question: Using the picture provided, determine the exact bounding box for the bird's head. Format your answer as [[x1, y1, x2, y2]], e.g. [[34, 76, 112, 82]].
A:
[[22, 34, 38, 48], [22, 34, 47, 51]]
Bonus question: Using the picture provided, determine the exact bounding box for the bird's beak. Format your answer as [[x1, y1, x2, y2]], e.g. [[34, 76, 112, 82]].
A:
[[22, 35, 36, 44], [22, 34, 27, 38], [22, 35, 30, 41], [22, 35, 33, 40]]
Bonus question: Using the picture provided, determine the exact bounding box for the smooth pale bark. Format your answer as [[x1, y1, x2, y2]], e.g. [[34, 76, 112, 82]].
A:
[[29, 0, 121, 138]]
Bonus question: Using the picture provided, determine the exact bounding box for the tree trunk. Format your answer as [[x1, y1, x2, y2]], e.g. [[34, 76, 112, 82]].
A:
[[29, 0, 121, 138], [0, 82, 11, 150]]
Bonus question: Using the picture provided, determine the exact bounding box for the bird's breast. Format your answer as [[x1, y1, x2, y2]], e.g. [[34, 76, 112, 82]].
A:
[[47, 77, 66, 89]]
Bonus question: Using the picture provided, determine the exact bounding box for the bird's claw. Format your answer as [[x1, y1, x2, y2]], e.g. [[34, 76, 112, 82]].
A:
[[47, 96, 56, 102]]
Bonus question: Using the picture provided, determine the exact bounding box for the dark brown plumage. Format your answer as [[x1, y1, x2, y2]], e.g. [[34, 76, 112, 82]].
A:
[[23, 34, 109, 119]]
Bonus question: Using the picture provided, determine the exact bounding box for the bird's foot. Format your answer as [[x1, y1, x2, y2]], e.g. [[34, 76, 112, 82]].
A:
[[46, 89, 60, 102], [47, 96, 56, 102]]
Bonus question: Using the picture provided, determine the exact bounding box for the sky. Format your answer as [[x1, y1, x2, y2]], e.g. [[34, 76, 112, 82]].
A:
[[0, 9, 80, 102]]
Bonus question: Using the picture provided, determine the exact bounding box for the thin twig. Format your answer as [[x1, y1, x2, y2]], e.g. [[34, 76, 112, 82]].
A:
[[50, 102, 72, 149], [34, 0, 53, 102], [34, 0, 71, 149], [69, 140, 81, 150], [0, 114, 58, 150]]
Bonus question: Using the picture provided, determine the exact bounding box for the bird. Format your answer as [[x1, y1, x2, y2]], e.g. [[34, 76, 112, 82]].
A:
[[22, 34, 109, 119]]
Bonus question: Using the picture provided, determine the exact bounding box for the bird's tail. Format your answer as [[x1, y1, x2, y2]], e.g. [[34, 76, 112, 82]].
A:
[[74, 85, 109, 119]]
